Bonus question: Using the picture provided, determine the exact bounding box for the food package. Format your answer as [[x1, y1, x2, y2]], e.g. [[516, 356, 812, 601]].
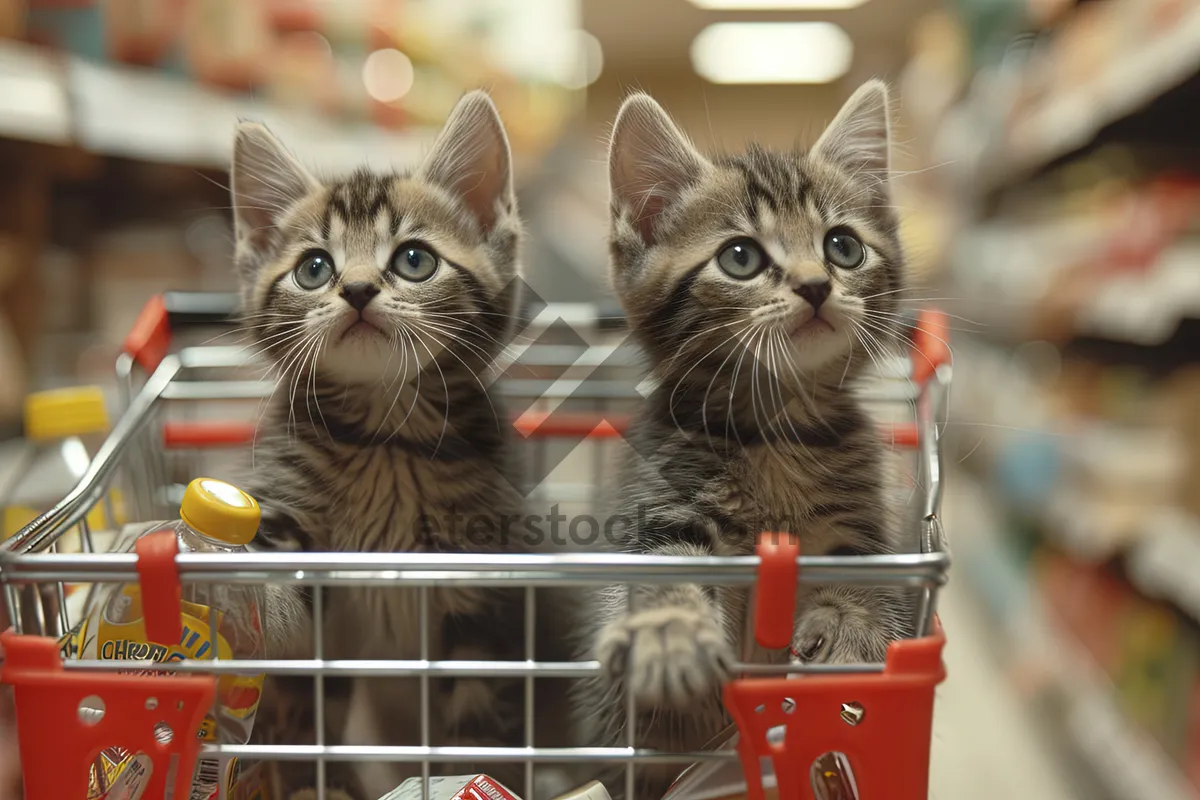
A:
[[550, 781, 611, 800], [378, 776, 616, 800], [379, 774, 522, 800]]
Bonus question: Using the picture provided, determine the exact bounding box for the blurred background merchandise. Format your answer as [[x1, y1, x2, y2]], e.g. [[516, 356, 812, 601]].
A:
[[905, 0, 1200, 798], [0, 0, 1199, 798]]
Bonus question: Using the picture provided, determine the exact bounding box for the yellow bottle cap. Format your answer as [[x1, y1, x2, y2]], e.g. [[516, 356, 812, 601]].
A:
[[179, 478, 260, 546], [24, 386, 109, 442]]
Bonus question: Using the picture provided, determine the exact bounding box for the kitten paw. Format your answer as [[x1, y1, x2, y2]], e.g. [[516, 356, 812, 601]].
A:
[[596, 607, 733, 709], [792, 603, 889, 665]]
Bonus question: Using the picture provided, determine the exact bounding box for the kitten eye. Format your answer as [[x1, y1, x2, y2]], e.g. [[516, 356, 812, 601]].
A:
[[823, 227, 866, 269], [390, 244, 439, 282], [293, 250, 335, 290], [716, 239, 768, 279]]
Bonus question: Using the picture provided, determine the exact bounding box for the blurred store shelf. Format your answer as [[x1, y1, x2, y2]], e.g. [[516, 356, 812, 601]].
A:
[[947, 189, 1200, 351], [950, 470, 1200, 800], [1044, 495, 1200, 627], [1053, 624, 1199, 800], [0, 39, 436, 171], [1128, 509, 1200, 626], [0, 39, 70, 145], [938, 2, 1200, 198], [996, 6, 1200, 190], [916, 0, 1200, 796]]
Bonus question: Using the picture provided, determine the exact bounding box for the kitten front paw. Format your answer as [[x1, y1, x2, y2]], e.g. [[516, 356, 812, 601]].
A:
[[596, 606, 733, 709], [792, 603, 890, 665]]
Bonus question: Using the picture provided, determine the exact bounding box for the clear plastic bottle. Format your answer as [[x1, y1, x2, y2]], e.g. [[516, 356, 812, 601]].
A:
[[1, 386, 114, 542], [60, 477, 268, 800], [0, 386, 116, 637]]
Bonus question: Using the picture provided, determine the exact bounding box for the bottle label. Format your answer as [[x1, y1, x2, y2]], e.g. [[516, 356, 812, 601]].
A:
[[58, 586, 265, 800]]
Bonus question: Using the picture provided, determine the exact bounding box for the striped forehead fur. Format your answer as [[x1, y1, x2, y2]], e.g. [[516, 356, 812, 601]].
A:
[[235, 164, 519, 316]]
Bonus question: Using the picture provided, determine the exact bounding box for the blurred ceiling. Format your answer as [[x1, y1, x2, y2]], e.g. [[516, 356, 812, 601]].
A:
[[579, 0, 941, 148], [584, 0, 939, 72]]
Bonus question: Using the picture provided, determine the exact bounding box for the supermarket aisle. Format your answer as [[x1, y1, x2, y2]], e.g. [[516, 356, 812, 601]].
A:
[[928, 490, 1080, 800]]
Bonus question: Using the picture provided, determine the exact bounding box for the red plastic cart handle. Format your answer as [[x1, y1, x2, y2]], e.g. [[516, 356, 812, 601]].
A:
[[1, 633, 214, 800], [160, 413, 634, 448], [910, 309, 950, 386], [754, 533, 800, 650], [123, 295, 171, 373], [729, 532, 947, 800], [163, 421, 258, 448], [161, 418, 922, 449], [1, 532, 210, 800], [123, 293, 239, 372], [724, 623, 946, 800]]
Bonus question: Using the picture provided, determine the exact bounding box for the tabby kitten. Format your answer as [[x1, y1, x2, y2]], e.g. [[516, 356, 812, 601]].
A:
[[230, 92, 529, 800], [573, 81, 912, 797]]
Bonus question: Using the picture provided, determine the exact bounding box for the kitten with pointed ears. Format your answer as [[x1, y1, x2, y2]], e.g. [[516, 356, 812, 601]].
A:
[[572, 80, 913, 797], [230, 91, 533, 800]]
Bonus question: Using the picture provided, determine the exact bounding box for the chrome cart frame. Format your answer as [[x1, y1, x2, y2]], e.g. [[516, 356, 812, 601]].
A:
[[0, 293, 952, 800]]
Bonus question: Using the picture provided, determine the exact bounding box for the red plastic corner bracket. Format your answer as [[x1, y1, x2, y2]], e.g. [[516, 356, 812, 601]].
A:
[[135, 530, 182, 646], [754, 532, 800, 650], [1, 631, 214, 800], [724, 620, 947, 800]]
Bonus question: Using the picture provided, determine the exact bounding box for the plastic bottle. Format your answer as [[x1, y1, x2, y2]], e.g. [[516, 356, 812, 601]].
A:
[[59, 477, 269, 800], [0, 387, 117, 637], [1, 386, 114, 546]]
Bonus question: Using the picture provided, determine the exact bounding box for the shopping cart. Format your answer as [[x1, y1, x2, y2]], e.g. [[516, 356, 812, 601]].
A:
[[0, 292, 952, 800]]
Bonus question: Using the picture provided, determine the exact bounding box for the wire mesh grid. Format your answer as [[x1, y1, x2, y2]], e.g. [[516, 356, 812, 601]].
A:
[[0, 298, 951, 800]]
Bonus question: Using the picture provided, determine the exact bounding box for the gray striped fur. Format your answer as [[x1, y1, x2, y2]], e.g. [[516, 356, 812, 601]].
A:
[[229, 92, 533, 800], [571, 81, 913, 799]]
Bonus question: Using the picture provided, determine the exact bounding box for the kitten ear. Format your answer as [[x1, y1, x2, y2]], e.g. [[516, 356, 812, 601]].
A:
[[812, 80, 891, 182], [609, 93, 708, 246], [231, 122, 318, 253], [419, 90, 514, 235]]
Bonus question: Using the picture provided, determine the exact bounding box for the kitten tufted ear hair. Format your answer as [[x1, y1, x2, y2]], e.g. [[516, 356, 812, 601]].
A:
[[609, 92, 709, 247], [419, 90, 515, 236], [230, 122, 318, 259], [812, 80, 892, 185]]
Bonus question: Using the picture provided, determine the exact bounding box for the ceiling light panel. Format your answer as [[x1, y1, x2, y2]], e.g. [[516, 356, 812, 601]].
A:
[[688, 0, 869, 9], [691, 22, 853, 84]]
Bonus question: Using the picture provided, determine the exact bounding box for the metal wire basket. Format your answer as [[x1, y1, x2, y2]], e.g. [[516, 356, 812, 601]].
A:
[[0, 292, 951, 800]]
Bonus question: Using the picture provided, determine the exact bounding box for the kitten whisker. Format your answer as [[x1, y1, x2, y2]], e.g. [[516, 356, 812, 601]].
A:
[[408, 320, 501, 430], [723, 324, 760, 449], [699, 323, 757, 456], [403, 325, 452, 458], [371, 324, 417, 444], [663, 318, 757, 418]]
